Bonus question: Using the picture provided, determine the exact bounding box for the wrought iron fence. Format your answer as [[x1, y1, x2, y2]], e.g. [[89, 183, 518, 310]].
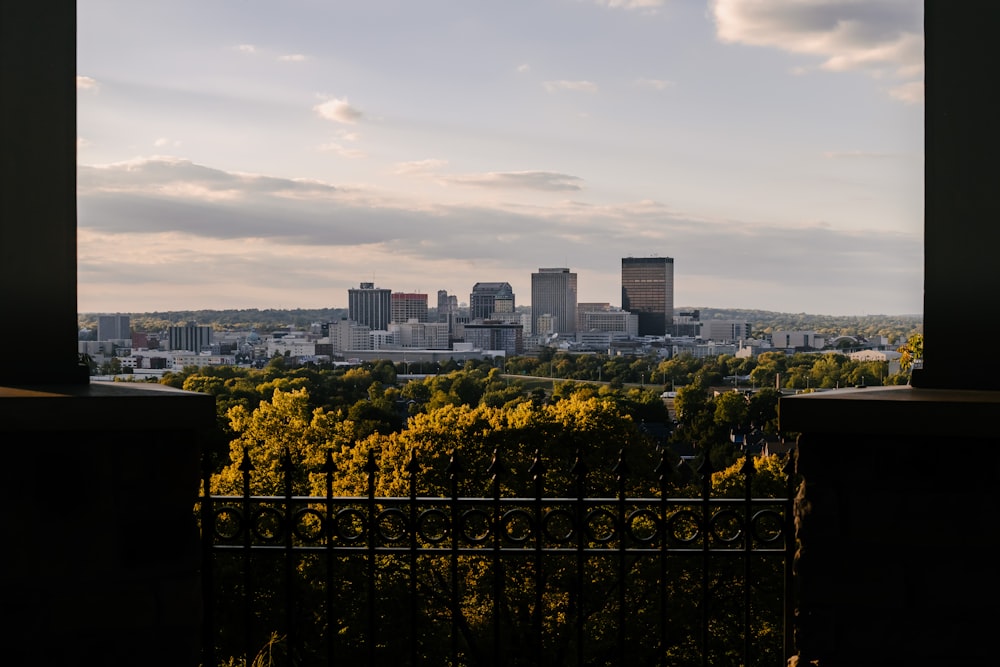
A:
[[200, 447, 796, 667]]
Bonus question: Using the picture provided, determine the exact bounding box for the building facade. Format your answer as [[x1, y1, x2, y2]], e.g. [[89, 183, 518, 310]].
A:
[[97, 314, 131, 342], [462, 321, 524, 357], [531, 267, 578, 335], [391, 292, 428, 323], [621, 256, 674, 337], [168, 323, 213, 353], [348, 282, 392, 331], [469, 282, 515, 321]]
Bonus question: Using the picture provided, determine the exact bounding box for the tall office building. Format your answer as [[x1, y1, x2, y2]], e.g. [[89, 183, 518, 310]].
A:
[[437, 289, 459, 336], [530, 268, 577, 335], [469, 282, 515, 320], [168, 322, 213, 353], [621, 256, 674, 337], [348, 282, 392, 331], [97, 314, 131, 342], [391, 292, 428, 323]]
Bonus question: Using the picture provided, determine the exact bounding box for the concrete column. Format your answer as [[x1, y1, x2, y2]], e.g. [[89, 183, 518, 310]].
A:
[[0, 1, 85, 385], [914, 2, 1000, 389]]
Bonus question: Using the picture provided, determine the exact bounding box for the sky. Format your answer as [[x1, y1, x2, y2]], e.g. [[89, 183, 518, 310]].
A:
[[76, 0, 924, 316]]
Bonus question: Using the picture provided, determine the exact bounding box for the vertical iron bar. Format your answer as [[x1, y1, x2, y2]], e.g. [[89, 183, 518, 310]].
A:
[[697, 453, 714, 667], [200, 448, 216, 667], [240, 445, 255, 667], [529, 450, 546, 667], [364, 449, 378, 667], [323, 450, 337, 667], [407, 450, 420, 667], [571, 449, 588, 667], [282, 448, 296, 665], [783, 447, 798, 662], [447, 453, 463, 667], [742, 453, 756, 666], [654, 450, 673, 667], [613, 449, 629, 667], [488, 449, 506, 667]]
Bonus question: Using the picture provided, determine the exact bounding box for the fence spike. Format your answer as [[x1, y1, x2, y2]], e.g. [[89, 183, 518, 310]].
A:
[[405, 449, 420, 475], [612, 447, 630, 479], [363, 448, 379, 474], [446, 451, 464, 479], [238, 444, 254, 472], [528, 449, 546, 481], [321, 449, 337, 475], [487, 448, 507, 481]]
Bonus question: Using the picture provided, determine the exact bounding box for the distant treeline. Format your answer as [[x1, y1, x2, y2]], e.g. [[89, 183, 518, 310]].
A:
[[80, 307, 922, 341]]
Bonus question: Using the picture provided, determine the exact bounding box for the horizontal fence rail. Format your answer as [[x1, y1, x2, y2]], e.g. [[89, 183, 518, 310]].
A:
[[200, 447, 796, 667]]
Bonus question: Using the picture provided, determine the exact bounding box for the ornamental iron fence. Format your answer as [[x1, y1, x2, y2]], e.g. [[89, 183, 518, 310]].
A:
[[200, 446, 795, 667]]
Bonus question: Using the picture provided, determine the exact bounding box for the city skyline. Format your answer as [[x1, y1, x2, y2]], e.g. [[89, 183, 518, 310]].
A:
[[77, 0, 923, 316]]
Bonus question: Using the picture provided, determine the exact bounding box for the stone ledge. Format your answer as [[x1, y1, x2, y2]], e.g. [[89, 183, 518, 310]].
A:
[[0, 380, 216, 431], [779, 384, 1000, 438]]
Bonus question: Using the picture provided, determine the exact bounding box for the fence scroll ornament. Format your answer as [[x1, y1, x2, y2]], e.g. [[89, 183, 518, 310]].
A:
[[201, 444, 796, 666]]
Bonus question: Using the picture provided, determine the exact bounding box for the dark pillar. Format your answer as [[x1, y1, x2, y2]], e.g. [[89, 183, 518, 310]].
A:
[[0, 1, 86, 385], [781, 5, 1000, 664], [913, 2, 1000, 389], [0, 5, 216, 665]]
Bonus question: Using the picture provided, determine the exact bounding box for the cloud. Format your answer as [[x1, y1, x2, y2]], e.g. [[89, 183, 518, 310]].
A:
[[822, 150, 896, 159], [595, 0, 664, 10], [543, 80, 599, 94], [77, 75, 99, 91], [634, 77, 673, 90], [517, 64, 531, 73], [314, 97, 364, 124], [443, 171, 585, 191], [237, 44, 257, 54], [711, 0, 922, 99], [75, 157, 922, 315], [278, 54, 308, 62], [889, 80, 923, 105], [317, 142, 367, 158], [393, 159, 449, 176]]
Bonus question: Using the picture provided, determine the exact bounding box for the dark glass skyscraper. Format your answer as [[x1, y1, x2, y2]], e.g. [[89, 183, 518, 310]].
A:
[[530, 267, 577, 335], [469, 282, 515, 320], [621, 256, 674, 337], [348, 282, 392, 331]]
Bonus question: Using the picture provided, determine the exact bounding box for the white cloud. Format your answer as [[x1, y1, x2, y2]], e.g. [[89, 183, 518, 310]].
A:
[[278, 54, 308, 62], [889, 80, 923, 105], [596, 0, 664, 10], [393, 159, 449, 176], [822, 150, 895, 159], [314, 97, 364, 124], [237, 44, 257, 54], [543, 80, 599, 94], [517, 64, 531, 73], [711, 0, 923, 100], [634, 77, 672, 90], [444, 171, 585, 192], [75, 157, 921, 314], [317, 142, 367, 158], [77, 75, 99, 91]]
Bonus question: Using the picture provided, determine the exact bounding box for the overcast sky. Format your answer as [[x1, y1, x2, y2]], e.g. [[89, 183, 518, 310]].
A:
[[77, 0, 924, 316]]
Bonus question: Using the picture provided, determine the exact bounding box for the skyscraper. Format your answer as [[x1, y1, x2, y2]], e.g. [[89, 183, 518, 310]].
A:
[[530, 268, 577, 335], [469, 282, 515, 321], [348, 282, 392, 331], [621, 256, 674, 337], [97, 314, 130, 341], [390, 292, 428, 323]]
